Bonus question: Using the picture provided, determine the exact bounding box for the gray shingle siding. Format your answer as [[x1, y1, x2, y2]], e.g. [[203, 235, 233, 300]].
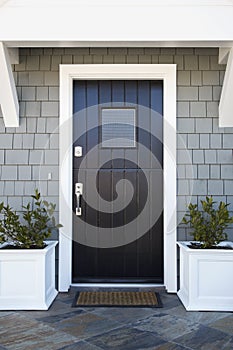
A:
[[0, 47, 232, 246]]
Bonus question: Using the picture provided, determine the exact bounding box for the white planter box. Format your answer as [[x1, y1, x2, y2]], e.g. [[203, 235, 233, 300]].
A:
[[0, 240, 58, 310], [177, 241, 233, 311]]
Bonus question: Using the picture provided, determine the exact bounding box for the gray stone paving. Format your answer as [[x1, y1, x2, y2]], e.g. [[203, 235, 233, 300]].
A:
[[0, 288, 232, 349]]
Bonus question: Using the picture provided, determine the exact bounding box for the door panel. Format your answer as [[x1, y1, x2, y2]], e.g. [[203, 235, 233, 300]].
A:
[[72, 80, 163, 283]]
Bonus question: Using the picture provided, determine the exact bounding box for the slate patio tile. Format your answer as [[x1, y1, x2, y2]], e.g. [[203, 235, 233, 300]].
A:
[[0, 312, 14, 318], [90, 306, 157, 324], [20, 300, 77, 319], [174, 324, 232, 350], [58, 340, 102, 350], [208, 315, 233, 335], [159, 294, 182, 310], [0, 314, 77, 350], [37, 309, 85, 323], [87, 326, 166, 350], [54, 312, 122, 339], [218, 336, 233, 350], [132, 313, 199, 341], [153, 342, 191, 350], [165, 304, 231, 326], [56, 291, 77, 305], [1, 290, 233, 350]]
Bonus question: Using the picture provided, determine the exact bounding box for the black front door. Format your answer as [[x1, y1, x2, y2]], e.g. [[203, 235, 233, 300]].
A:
[[72, 80, 163, 283]]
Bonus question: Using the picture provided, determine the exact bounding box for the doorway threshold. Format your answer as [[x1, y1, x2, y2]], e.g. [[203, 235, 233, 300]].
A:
[[71, 283, 165, 288]]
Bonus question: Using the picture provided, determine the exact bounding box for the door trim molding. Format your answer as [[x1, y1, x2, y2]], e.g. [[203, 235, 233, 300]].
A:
[[59, 64, 177, 292]]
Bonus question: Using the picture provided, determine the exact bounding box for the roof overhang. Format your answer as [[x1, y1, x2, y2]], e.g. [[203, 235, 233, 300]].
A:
[[0, 1, 233, 127], [0, 1, 233, 47]]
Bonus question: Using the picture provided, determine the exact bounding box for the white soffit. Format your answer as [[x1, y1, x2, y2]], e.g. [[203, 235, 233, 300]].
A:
[[0, 42, 19, 127], [2, 0, 233, 7], [0, 1, 233, 46], [219, 47, 233, 127]]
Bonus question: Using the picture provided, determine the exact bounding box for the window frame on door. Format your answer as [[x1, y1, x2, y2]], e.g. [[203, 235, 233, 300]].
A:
[[59, 64, 177, 293], [100, 106, 137, 149]]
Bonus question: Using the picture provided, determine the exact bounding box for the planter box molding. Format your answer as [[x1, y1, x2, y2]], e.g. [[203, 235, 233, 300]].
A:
[[0, 241, 58, 310], [177, 241, 233, 311]]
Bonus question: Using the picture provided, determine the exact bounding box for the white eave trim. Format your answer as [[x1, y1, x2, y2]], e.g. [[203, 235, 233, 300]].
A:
[[219, 47, 233, 127], [1, 3, 233, 43], [0, 42, 19, 127]]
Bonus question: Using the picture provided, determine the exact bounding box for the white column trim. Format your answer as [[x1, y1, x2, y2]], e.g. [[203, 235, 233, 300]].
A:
[[0, 42, 19, 127], [219, 47, 233, 127], [59, 64, 177, 292]]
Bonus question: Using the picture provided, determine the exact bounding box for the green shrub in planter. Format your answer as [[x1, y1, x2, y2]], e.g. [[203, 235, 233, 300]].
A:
[[0, 189, 62, 249], [182, 196, 233, 249]]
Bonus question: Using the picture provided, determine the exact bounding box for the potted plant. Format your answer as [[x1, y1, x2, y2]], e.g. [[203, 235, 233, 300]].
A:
[[0, 189, 61, 310], [178, 196, 233, 311]]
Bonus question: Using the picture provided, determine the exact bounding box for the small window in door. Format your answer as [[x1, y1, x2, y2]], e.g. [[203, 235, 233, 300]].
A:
[[101, 108, 136, 148]]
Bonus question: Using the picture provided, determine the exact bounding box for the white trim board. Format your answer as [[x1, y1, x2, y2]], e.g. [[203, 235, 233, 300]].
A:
[[3, 1, 233, 7], [4, 41, 233, 48], [0, 42, 19, 127], [59, 64, 177, 293], [1, 4, 233, 43], [219, 47, 233, 127]]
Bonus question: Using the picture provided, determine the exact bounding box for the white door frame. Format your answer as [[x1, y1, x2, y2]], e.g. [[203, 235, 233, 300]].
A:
[[59, 64, 177, 292]]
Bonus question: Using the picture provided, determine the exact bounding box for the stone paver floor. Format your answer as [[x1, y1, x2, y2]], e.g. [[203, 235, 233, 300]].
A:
[[0, 287, 232, 350]]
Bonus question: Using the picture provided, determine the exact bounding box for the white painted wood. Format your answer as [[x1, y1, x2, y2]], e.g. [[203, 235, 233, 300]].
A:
[[0, 241, 58, 310], [163, 66, 177, 293], [0, 2, 233, 46], [59, 64, 177, 293], [177, 242, 233, 311], [4, 41, 233, 48], [219, 47, 233, 127], [0, 42, 19, 127], [4, 0, 233, 7], [219, 47, 230, 64], [59, 68, 73, 292], [8, 47, 19, 64]]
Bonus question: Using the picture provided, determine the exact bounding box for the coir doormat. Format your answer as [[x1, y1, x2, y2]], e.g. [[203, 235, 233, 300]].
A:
[[72, 291, 163, 308]]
